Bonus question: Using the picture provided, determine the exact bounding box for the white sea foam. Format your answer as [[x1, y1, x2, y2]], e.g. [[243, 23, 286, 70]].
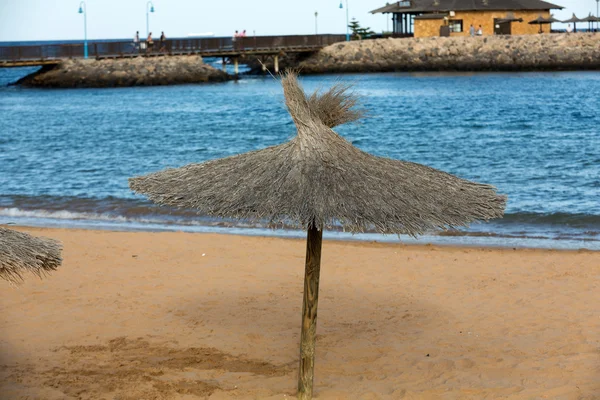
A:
[[0, 207, 128, 222], [0, 207, 236, 228]]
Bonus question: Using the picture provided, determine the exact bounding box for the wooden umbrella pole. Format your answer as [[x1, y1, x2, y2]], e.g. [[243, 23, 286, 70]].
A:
[[297, 223, 323, 400]]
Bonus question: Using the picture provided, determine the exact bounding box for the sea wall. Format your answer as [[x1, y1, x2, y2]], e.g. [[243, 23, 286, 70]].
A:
[[297, 33, 600, 73], [15, 55, 229, 88]]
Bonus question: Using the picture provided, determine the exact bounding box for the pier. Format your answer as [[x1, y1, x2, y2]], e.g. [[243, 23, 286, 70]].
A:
[[0, 34, 346, 73]]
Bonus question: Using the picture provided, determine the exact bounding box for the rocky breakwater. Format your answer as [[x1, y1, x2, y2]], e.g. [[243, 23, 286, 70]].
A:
[[15, 55, 229, 88], [299, 33, 600, 73]]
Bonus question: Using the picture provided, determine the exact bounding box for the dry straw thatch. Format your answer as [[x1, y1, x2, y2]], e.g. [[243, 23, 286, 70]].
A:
[[0, 227, 62, 285], [130, 73, 505, 236], [130, 71, 506, 399]]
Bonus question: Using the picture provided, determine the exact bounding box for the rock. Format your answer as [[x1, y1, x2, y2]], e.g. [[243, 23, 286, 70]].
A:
[[295, 34, 600, 74], [14, 55, 230, 88]]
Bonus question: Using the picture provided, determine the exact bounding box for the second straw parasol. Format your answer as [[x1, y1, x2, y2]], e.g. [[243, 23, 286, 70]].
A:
[[561, 13, 583, 32], [0, 227, 62, 285], [529, 14, 560, 33]]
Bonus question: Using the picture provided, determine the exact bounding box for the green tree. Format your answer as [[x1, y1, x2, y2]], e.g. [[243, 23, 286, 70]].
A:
[[348, 18, 375, 40]]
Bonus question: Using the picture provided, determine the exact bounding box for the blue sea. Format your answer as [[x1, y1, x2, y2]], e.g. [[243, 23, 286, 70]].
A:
[[0, 68, 599, 249]]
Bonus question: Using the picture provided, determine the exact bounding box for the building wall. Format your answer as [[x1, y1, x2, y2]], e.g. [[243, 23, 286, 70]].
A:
[[415, 19, 446, 37], [414, 10, 551, 37]]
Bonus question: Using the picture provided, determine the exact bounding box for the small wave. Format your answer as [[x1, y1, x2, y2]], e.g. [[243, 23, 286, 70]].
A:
[[0, 194, 202, 218], [500, 212, 600, 228], [0, 206, 266, 230], [571, 111, 594, 119], [436, 230, 549, 240], [508, 123, 534, 130], [0, 207, 130, 223], [1, 194, 599, 245]]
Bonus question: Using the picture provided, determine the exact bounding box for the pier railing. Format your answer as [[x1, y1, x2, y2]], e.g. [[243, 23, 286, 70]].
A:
[[0, 34, 347, 64]]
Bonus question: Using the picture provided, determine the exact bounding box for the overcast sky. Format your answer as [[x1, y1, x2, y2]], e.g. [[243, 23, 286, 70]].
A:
[[0, 0, 595, 42]]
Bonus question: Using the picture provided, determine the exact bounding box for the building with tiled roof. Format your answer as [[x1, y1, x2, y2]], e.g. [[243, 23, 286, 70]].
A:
[[371, 0, 563, 37]]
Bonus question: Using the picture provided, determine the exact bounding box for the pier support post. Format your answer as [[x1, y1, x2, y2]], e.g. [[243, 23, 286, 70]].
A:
[[222, 57, 227, 72], [234, 57, 239, 75], [261, 56, 267, 73], [274, 55, 279, 74]]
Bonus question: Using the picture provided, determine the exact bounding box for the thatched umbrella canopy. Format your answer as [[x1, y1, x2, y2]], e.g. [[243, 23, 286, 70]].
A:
[[0, 227, 62, 285], [581, 13, 600, 31], [562, 13, 582, 32], [496, 11, 523, 24], [495, 12, 523, 33], [529, 14, 559, 33], [130, 72, 506, 399]]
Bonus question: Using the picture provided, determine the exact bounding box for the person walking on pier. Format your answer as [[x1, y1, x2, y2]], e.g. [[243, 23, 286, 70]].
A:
[[232, 30, 239, 50], [133, 31, 140, 53], [146, 32, 154, 54], [239, 30, 247, 50], [159, 31, 167, 53]]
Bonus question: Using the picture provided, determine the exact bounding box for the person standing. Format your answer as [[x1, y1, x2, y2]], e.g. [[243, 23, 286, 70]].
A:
[[232, 30, 239, 50], [146, 32, 154, 54], [566, 24, 573, 33], [240, 30, 247, 50], [133, 31, 140, 53], [159, 31, 167, 52], [476, 25, 483, 36], [469, 24, 475, 37]]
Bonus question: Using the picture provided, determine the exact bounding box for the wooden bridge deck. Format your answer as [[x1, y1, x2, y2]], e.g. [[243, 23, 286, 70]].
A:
[[0, 35, 345, 68]]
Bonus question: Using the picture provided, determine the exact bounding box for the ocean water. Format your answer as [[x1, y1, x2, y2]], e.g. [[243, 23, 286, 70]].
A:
[[0, 68, 599, 249]]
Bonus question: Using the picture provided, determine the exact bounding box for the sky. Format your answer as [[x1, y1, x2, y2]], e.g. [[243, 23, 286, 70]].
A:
[[0, 0, 596, 42]]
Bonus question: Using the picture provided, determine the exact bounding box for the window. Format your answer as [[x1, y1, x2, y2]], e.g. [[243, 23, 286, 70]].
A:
[[448, 19, 463, 33]]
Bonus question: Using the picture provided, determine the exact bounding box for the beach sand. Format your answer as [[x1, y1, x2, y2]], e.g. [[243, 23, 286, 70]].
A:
[[0, 227, 598, 399]]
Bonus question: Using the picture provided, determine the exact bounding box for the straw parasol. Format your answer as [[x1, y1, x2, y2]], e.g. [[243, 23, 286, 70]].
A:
[[497, 11, 524, 24], [129, 72, 506, 399], [495, 12, 523, 33], [0, 227, 62, 285], [529, 14, 559, 33], [581, 13, 600, 31], [562, 13, 582, 32]]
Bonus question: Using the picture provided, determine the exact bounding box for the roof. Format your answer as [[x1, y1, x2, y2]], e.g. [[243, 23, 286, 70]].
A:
[[561, 13, 582, 23], [528, 14, 560, 23], [497, 11, 524, 22], [497, 16, 524, 22], [581, 13, 600, 22], [130, 72, 506, 236], [371, 0, 563, 14], [0, 227, 62, 284]]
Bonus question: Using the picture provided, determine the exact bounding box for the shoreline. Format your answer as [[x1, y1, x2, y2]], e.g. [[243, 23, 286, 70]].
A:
[[1, 226, 599, 399], [5, 222, 599, 251]]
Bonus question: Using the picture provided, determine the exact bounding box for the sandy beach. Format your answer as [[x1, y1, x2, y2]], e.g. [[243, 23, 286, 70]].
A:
[[0, 227, 598, 399]]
